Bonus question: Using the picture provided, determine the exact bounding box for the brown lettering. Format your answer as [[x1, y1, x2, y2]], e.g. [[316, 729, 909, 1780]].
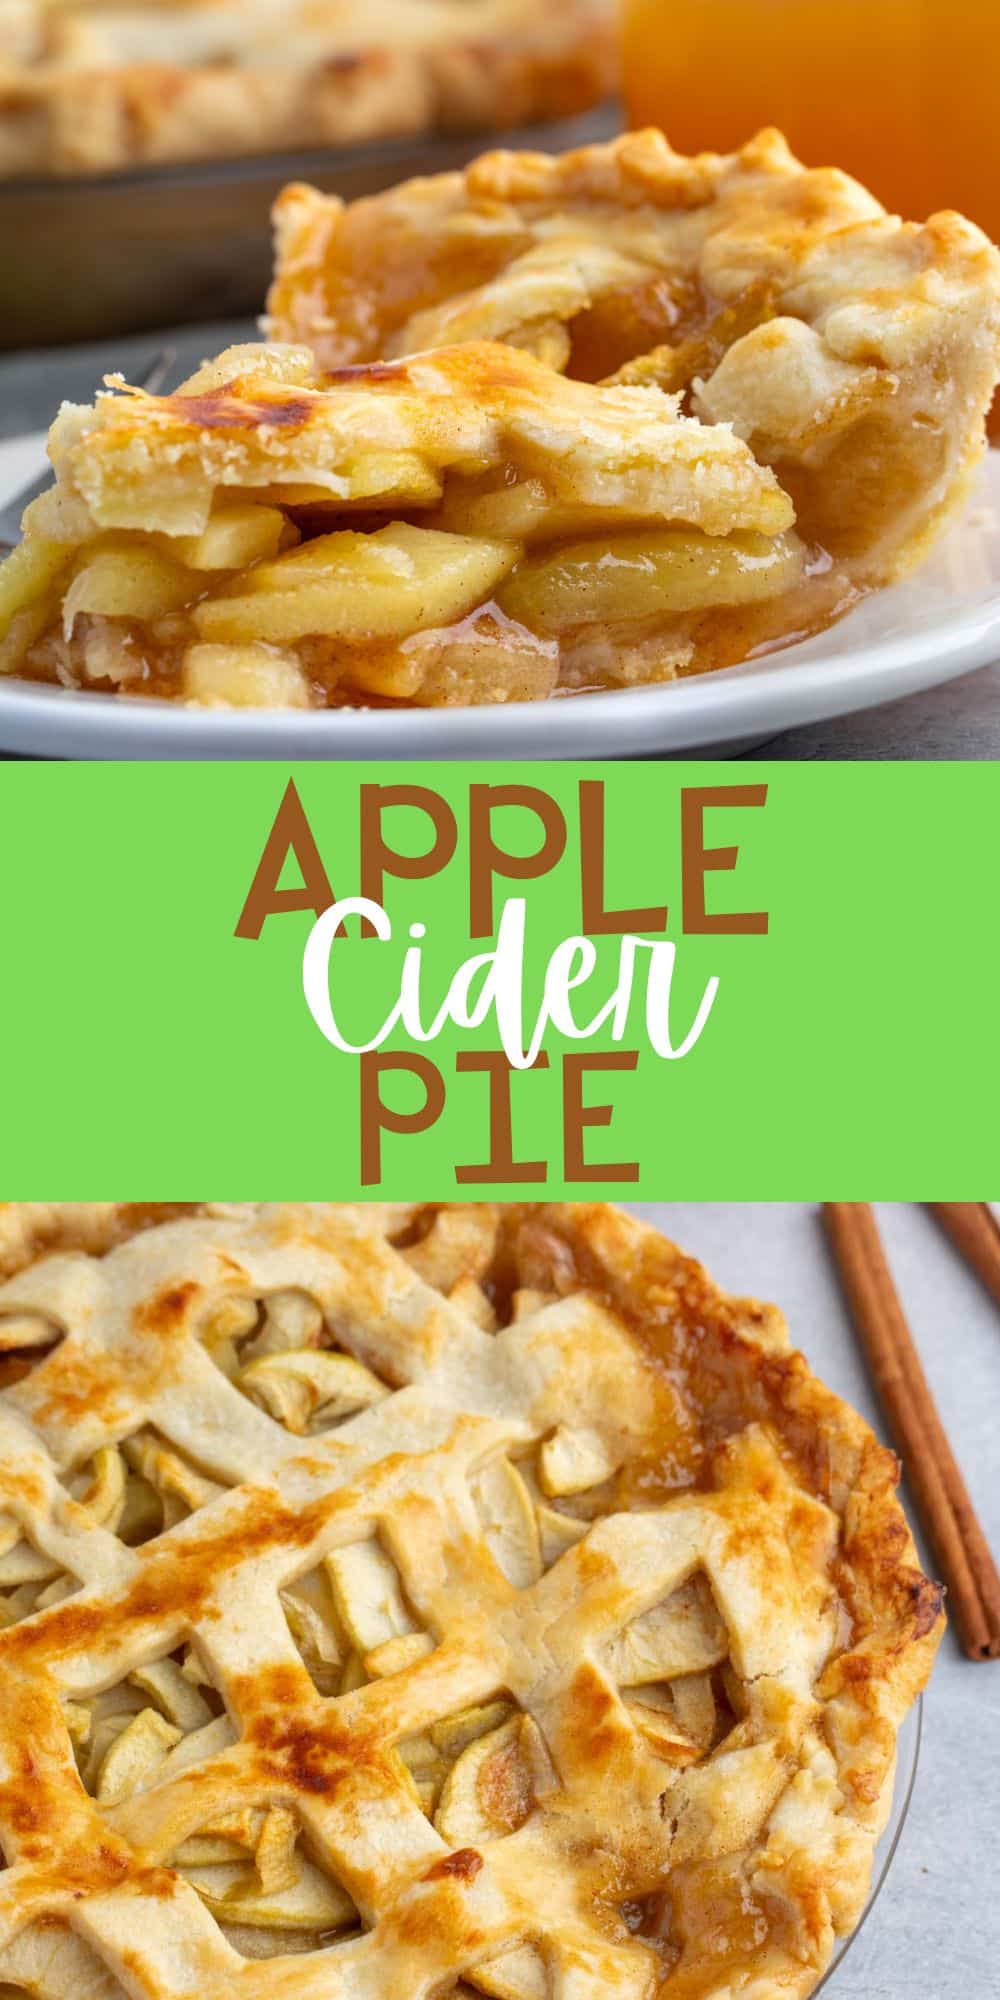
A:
[[455, 1052, 550, 1184], [360, 1051, 445, 1187], [469, 785, 567, 937], [680, 785, 768, 935], [235, 780, 334, 939], [579, 779, 669, 934], [360, 786, 458, 937], [563, 1051, 639, 1183]]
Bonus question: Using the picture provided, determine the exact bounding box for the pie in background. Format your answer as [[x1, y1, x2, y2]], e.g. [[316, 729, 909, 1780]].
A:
[[0, 339, 813, 705], [0, 0, 615, 177], [0, 1200, 941, 2000], [270, 126, 1000, 585]]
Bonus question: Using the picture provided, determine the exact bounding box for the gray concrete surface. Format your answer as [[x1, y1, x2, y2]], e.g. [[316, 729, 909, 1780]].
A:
[[625, 1204, 1000, 1998], [2, 328, 999, 760]]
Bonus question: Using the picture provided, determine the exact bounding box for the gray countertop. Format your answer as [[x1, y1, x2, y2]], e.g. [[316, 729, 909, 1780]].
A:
[[627, 1203, 1000, 1998], [2, 326, 998, 761]]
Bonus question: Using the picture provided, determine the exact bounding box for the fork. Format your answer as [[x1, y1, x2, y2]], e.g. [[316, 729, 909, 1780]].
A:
[[0, 348, 176, 554]]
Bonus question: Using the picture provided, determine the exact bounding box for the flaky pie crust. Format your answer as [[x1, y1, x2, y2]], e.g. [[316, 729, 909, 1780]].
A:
[[0, 339, 803, 705], [0, 1201, 942, 2000], [270, 126, 1000, 582], [4, 128, 999, 708], [40, 340, 792, 539]]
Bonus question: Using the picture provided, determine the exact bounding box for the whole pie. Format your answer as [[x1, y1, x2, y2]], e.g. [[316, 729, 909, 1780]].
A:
[[0, 1201, 941, 2000], [0, 0, 615, 177]]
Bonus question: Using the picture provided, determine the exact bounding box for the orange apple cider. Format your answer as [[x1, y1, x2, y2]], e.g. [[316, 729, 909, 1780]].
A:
[[622, 0, 1000, 242], [622, 0, 1000, 433]]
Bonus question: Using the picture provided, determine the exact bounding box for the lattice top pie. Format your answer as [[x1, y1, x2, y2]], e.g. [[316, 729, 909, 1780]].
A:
[[0, 0, 614, 177], [0, 1201, 942, 2000]]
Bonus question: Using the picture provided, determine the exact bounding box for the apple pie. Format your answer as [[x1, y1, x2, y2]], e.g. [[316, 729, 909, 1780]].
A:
[[270, 126, 1000, 584], [0, 1200, 941, 2000], [0, 339, 813, 706], [0, 0, 615, 178]]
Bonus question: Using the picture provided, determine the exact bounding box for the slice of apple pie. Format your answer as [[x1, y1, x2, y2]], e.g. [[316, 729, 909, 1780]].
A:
[[0, 339, 814, 708], [270, 126, 1000, 590]]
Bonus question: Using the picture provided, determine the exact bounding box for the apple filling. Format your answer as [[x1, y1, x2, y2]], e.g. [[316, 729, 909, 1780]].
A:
[[0, 501, 813, 707], [268, 129, 1000, 639]]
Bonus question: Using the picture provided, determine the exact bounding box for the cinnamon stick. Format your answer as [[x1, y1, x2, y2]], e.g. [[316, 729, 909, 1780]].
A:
[[928, 1202, 1000, 1316], [823, 1201, 1000, 1662]]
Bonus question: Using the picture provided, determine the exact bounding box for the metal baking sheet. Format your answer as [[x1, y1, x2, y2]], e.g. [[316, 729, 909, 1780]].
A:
[[0, 104, 619, 352]]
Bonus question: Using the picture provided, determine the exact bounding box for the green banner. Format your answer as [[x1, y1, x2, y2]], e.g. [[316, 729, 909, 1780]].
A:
[[0, 762, 994, 1196]]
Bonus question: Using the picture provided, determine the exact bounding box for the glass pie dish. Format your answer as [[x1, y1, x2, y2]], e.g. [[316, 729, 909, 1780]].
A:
[[817, 1695, 922, 1992], [0, 106, 618, 351]]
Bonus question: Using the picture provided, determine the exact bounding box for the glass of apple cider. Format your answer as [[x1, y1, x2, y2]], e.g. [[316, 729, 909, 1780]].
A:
[[621, 0, 1000, 245]]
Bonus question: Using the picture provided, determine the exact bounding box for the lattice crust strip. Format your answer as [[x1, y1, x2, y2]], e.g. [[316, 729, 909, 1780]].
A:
[[0, 1203, 943, 2000]]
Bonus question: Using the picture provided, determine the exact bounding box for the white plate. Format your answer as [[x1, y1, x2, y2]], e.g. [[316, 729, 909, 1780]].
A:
[[2, 429, 999, 760]]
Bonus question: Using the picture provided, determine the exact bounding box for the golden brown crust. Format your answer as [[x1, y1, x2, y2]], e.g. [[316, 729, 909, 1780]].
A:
[[268, 125, 999, 372], [269, 126, 1000, 585], [0, 1202, 206, 1281], [0, 0, 615, 178], [0, 338, 810, 708], [0, 1202, 941, 2000]]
